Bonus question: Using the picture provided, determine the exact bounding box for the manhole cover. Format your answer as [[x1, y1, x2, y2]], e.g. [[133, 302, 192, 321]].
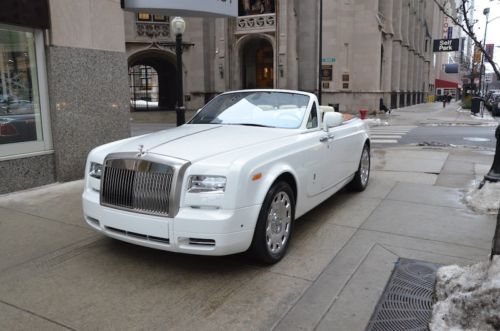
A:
[[365, 258, 441, 331], [463, 137, 491, 142]]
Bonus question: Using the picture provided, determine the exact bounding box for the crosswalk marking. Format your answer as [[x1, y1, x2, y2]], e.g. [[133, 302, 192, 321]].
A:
[[369, 125, 416, 144], [370, 135, 402, 139], [371, 139, 398, 144]]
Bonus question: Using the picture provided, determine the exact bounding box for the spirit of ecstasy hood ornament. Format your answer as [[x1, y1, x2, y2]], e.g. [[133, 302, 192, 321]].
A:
[[137, 144, 145, 157]]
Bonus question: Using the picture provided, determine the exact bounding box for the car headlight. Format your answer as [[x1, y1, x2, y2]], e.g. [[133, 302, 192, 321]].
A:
[[89, 162, 103, 179], [188, 175, 226, 193]]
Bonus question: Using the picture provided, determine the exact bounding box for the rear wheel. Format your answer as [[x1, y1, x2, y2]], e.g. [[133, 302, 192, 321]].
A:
[[349, 143, 370, 191], [249, 181, 295, 264]]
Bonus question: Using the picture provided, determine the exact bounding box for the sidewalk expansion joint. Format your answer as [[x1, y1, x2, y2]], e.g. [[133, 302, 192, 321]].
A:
[[0, 299, 76, 331], [314, 243, 398, 331], [358, 228, 491, 252], [0, 205, 90, 231]]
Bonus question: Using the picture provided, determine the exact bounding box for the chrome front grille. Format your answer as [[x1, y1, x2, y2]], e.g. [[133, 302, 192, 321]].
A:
[[101, 157, 175, 216]]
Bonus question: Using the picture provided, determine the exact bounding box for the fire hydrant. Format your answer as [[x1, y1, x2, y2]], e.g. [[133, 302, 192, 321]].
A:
[[359, 109, 368, 120]]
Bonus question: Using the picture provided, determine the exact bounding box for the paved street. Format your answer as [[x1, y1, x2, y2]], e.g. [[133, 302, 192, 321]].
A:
[[0, 101, 498, 331]]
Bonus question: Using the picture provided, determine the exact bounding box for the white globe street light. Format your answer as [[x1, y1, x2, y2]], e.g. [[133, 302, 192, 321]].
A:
[[171, 16, 186, 36]]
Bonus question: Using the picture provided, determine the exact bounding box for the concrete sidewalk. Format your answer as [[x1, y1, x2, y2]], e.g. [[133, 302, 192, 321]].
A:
[[1, 101, 499, 330], [367, 100, 499, 127], [0, 145, 497, 330]]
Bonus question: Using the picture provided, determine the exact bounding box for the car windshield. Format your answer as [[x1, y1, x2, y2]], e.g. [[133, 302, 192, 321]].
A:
[[190, 91, 310, 129]]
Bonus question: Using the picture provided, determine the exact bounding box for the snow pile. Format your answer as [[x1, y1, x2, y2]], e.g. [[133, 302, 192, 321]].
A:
[[430, 256, 500, 331], [464, 181, 500, 215]]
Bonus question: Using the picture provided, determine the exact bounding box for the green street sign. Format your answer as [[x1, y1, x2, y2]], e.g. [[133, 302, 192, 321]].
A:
[[321, 57, 336, 63]]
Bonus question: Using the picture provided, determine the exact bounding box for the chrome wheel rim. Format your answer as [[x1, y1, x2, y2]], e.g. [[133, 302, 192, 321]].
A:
[[360, 148, 370, 186], [266, 191, 292, 255]]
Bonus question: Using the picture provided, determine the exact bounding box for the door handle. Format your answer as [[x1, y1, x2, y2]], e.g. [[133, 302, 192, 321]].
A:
[[320, 134, 334, 143]]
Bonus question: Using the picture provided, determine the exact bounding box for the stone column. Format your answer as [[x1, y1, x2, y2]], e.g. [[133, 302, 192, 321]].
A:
[[380, 0, 394, 103], [287, 0, 298, 89], [47, 0, 129, 182], [391, 0, 402, 108], [399, 0, 410, 106]]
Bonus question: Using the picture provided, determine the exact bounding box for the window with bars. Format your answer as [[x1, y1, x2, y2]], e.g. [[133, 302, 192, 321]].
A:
[[128, 65, 159, 111]]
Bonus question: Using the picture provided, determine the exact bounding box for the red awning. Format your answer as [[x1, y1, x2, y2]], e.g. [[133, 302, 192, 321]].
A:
[[435, 79, 458, 89]]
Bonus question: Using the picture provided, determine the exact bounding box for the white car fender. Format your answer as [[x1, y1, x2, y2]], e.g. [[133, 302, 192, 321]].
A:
[[252, 161, 299, 210]]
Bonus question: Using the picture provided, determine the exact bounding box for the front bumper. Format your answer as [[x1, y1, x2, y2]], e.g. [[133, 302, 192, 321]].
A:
[[82, 189, 261, 256]]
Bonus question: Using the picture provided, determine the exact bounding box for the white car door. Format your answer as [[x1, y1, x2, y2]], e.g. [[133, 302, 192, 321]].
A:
[[302, 104, 331, 197], [320, 124, 357, 190]]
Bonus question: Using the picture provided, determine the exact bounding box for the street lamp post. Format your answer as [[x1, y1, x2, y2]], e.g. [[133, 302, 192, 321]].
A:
[[477, 8, 489, 97], [479, 9, 500, 186], [171, 17, 186, 126]]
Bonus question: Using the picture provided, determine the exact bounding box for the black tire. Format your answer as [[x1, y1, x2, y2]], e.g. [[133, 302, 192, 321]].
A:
[[348, 143, 370, 192], [249, 181, 295, 265]]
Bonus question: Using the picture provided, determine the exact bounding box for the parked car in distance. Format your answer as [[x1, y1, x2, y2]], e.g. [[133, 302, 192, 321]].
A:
[[82, 89, 371, 264], [485, 90, 500, 111], [489, 93, 500, 116]]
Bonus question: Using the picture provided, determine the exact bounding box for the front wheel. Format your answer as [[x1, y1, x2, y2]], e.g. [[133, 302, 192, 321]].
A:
[[348, 144, 370, 191], [249, 181, 295, 265]]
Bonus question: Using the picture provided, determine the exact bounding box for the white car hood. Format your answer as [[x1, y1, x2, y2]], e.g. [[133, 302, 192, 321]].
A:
[[110, 124, 295, 162]]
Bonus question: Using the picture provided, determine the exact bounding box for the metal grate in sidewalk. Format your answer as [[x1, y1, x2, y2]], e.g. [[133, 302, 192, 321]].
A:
[[365, 258, 440, 331]]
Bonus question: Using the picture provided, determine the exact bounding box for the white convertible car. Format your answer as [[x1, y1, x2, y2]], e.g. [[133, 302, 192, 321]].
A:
[[83, 90, 370, 264]]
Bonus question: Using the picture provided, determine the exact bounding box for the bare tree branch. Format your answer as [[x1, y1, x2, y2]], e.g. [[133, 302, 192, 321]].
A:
[[433, 0, 500, 80]]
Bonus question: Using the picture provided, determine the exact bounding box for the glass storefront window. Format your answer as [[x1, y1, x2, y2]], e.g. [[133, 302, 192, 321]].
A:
[[0, 27, 41, 144], [0, 25, 50, 158]]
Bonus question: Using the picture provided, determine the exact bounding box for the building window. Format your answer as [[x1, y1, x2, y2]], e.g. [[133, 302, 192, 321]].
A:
[[137, 12, 152, 21], [239, 0, 275, 16], [136, 13, 170, 38], [129, 65, 159, 111], [0, 24, 51, 159], [137, 12, 168, 23]]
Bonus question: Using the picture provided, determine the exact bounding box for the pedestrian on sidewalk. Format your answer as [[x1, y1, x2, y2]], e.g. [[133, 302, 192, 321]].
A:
[[379, 98, 391, 114], [443, 95, 448, 108]]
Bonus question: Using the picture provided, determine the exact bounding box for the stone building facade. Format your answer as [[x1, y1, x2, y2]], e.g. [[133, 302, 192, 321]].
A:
[[0, 0, 457, 193], [125, 0, 452, 113]]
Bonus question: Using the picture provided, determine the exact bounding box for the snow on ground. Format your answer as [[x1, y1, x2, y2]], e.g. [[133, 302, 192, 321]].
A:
[[465, 181, 500, 215], [430, 256, 500, 331]]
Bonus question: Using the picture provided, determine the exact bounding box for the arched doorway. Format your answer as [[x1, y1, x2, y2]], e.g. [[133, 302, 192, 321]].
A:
[[128, 50, 176, 111], [241, 38, 274, 89]]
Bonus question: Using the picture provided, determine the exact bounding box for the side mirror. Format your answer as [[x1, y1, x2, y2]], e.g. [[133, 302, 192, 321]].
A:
[[323, 112, 343, 130]]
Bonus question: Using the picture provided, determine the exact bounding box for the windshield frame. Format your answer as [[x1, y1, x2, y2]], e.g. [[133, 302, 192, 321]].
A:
[[189, 90, 311, 129]]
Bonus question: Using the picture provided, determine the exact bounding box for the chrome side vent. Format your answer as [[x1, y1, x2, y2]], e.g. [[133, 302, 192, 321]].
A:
[[105, 226, 170, 245], [188, 238, 216, 246], [86, 216, 100, 227]]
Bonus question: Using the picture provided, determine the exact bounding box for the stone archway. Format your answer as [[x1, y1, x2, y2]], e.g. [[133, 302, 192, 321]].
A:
[[128, 49, 177, 111], [238, 36, 275, 89]]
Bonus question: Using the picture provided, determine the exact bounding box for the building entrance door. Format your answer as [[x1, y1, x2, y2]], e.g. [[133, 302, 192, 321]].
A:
[[242, 38, 274, 89]]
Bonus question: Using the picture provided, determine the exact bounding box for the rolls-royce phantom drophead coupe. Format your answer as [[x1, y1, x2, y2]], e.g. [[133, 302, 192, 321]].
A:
[[83, 90, 370, 264]]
